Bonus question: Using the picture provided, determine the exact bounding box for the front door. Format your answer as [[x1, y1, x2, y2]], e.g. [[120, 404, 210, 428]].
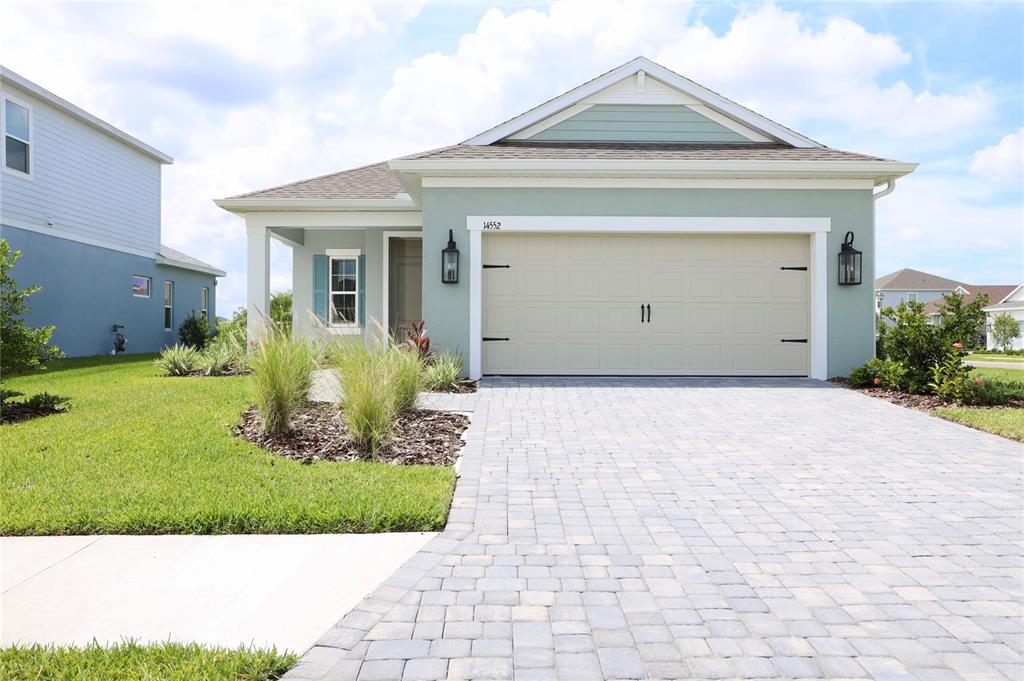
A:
[[388, 237, 423, 334]]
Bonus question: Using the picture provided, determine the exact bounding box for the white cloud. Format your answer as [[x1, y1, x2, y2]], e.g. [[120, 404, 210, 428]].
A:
[[969, 128, 1024, 187]]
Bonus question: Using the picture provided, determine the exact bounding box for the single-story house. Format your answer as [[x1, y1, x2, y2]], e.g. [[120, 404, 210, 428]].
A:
[[216, 57, 917, 380], [984, 284, 1024, 350]]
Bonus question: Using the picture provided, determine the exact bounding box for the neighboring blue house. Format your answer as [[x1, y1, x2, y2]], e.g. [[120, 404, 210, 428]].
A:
[[0, 67, 224, 358]]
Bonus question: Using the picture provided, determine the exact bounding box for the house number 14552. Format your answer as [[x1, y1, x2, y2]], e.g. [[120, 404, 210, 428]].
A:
[[483, 221, 502, 230]]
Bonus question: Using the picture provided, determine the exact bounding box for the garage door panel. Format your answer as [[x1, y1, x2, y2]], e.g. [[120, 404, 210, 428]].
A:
[[482, 233, 808, 376]]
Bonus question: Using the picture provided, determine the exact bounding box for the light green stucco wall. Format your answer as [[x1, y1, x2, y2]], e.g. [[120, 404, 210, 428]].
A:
[[530, 105, 751, 143], [288, 226, 419, 338], [420, 187, 876, 378]]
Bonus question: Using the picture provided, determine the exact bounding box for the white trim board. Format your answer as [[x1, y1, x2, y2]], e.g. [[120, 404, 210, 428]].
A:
[[466, 216, 831, 233], [424, 178, 874, 190], [381, 231, 423, 335], [464, 215, 830, 382]]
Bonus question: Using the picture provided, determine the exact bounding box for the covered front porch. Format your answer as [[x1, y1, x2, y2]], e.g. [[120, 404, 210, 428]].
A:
[[242, 210, 424, 342]]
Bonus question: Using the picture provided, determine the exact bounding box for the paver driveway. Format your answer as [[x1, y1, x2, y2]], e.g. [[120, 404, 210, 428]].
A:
[[289, 378, 1023, 680]]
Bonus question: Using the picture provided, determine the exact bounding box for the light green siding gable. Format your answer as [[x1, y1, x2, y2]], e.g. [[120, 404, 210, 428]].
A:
[[527, 105, 752, 143]]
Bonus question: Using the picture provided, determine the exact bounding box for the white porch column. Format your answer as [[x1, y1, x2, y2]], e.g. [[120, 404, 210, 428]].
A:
[[246, 223, 270, 342]]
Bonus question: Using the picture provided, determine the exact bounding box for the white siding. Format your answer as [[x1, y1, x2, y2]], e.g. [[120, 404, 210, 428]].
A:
[[0, 84, 162, 253]]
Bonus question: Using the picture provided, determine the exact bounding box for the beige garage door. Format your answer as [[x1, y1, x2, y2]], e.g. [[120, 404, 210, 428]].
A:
[[482, 233, 809, 376]]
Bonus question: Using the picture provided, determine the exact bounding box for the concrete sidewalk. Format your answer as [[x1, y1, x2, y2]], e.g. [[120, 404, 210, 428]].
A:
[[1, 533, 435, 653]]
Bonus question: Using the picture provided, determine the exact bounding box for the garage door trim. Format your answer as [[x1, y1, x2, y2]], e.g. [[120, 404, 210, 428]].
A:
[[467, 216, 831, 381]]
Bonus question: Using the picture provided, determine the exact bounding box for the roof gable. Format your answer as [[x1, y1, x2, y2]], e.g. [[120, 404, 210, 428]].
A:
[[464, 57, 819, 148], [522, 104, 755, 144]]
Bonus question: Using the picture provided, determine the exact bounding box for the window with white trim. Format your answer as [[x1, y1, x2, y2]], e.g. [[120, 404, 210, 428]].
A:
[[132, 275, 151, 298], [3, 96, 31, 175], [329, 256, 358, 326], [908, 292, 918, 303], [200, 287, 209, 320], [164, 281, 174, 330]]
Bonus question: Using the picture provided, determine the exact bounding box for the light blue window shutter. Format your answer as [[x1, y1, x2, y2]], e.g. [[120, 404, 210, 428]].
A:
[[313, 255, 328, 323], [357, 254, 366, 328]]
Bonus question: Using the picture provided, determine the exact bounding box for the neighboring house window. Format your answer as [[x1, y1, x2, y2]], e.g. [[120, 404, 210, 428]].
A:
[[132, 275, 151, 298], [329, 256, 358, 326], [908, 292, 918, 303], [200, 287, 209, 320], [3, 96, 31, 175], [164, 281, 174, 330]]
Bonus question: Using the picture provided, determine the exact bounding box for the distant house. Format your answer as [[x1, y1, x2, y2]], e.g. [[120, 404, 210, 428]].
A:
[[0, 67, 224, 357], [983, 284, 1024, 350], [875, 268, 1017, 345], [875, 268, 969, 315]]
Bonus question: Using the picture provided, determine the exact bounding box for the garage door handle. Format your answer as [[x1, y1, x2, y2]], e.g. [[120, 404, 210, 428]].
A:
[[780, 338, 808, 343], [640, 304, 645, 324], [646, 304, 651, 323], [483, 337, 510, 342], [780, 266, 808, 271]]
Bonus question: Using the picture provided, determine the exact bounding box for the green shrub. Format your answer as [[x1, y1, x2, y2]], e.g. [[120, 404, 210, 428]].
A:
[[928, 343, 972, 402], [877, 301, 946, 393], [0, 239, 63, 375], [848, 358, 908, 390], [206, 320, 250, 374], [423, 352, 464, 391], [331, 337, 423, 454], [178, 310, 211, 349], [965, 376, 1024, 406], [937, 291, 989, 349], [250, 326, 314, 435], [155, 344, 201, 376], [20, 392, 71, 411]]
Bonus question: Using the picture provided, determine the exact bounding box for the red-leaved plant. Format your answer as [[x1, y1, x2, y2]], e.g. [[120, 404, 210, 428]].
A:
[[401, 320, 433, 360]]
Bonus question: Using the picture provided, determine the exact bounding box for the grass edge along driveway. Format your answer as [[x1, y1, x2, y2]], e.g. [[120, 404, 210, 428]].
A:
[[0, 641, 295, 681], [1, 355, 455, 536]]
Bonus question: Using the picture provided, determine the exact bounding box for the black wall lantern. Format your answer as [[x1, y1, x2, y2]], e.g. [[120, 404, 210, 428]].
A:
[[838, 230, 862, 286], [441, 229, 460, 284]]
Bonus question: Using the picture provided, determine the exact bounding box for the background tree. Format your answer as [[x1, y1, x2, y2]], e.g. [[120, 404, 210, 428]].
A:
[[0, 239, 63, 375], [991, 313, 1021, 352], [937, 291, 988, 348]]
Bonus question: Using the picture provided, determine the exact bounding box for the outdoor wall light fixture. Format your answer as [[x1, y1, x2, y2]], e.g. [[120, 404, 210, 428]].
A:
[[838, 230, 862, 286], [441, 229, 460, 284]]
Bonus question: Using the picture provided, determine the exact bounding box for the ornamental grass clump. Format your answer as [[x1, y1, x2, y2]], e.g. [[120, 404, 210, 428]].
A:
[[330, 329, 423, 454], [250, 325, 315, 435], [154, 344, 201, 376], [422, 352, 464, 392]]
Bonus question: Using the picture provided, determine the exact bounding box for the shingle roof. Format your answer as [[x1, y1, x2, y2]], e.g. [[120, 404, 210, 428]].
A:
[[158, 245, 226, 277], [228, 162, 407, 200], [875, 268, 967, 291], [398, 142, 896, 162], [922, 285, 1019, 314]]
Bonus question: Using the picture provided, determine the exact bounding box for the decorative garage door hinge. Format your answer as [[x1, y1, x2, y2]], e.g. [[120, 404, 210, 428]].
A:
[[780, 338, 808, 343], [483, 264, 511, 269], [779, 266, 808, 271], [482, 337, 510, 342]]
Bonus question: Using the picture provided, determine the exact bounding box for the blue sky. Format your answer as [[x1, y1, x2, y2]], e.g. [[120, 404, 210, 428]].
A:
[[2, 1, 1021, 315]]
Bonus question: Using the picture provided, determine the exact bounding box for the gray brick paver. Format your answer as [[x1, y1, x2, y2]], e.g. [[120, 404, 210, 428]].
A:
[[286, 378, 1022, 680]]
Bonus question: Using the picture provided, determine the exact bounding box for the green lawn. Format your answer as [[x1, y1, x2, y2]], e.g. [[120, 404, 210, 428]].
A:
[[1, 355, 455, 535], [0, 641, 294, 681], [969, 353, 1024, 364], [934, 405, 1024, 442], [971, 366, 1024, 382]]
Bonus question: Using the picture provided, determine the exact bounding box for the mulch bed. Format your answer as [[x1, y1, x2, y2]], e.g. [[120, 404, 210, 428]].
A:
[[829, 377, 1024, 412], [1, 402, 69, 424], [237, 402, 470, 465]]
